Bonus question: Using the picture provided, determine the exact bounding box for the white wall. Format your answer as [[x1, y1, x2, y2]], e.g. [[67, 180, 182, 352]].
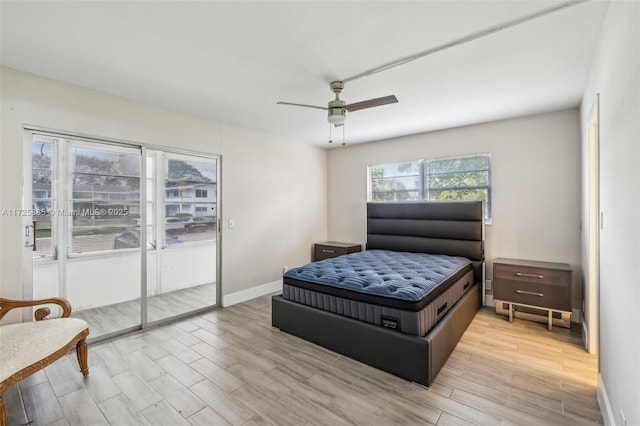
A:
[[0, 67, 327, 316], [220, 124, 327, 292], [580, 1, 640, 425], [327, 109, 582, 310]]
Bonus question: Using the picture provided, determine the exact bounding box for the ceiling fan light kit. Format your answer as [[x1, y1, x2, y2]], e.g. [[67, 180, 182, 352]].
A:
[[327, 101, 346, 125], [328, 81, 347, 125]]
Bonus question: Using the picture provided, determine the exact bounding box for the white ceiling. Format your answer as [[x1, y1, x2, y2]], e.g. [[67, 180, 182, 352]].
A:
[[0, 1, 609, 147]]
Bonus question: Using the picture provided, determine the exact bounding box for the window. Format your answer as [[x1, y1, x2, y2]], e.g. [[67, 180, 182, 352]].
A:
[[368, 154, 492, 221], [369, 161, 422, 201], [71, 145, 141, 253], [164, 157, 217, 243]]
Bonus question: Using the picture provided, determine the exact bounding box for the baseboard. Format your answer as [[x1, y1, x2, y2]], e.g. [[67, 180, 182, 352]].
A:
[[484, 292, 495, 307], [598, 373, 615, 426], [572, 308, 582, 323], [222, 279, 282, 307]]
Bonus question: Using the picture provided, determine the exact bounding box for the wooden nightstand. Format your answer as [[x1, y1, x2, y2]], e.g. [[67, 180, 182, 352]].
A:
[[313, 242, 361, 261], [493, 258, 572, 330]]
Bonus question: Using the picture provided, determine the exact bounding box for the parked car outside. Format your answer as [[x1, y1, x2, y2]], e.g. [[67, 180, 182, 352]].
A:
[[184, 217, 208, 232], [166, 216, 210, 233], [114, 229, 181, 249], [165, 217, 189, 234], [189, 216, 216, 231]]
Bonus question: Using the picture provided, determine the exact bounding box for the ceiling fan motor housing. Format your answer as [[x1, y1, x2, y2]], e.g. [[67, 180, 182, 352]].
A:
[[330, 81, 345, 94], [328, 98, 346, 125]]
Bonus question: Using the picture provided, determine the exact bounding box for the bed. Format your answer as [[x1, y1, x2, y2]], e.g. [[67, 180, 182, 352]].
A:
[[271, 201, 484, 386]]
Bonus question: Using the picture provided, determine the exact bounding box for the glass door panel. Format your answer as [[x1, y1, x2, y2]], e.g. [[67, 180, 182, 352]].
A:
[[146, 153, 218, 324], [67, 142, 142, 338], [31, 136, 60, 314], [31, 138, 55, 259], [28, 134, 143, 339]]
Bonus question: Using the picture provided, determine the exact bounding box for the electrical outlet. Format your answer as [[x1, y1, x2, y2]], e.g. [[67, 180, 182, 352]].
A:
[[485, 279, 492, 291], [283, 266, 289, 274]]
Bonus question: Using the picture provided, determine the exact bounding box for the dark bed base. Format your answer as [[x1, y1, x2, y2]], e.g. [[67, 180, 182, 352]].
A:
[[273, 201, 484, 386], [272, 282, 479, 387]]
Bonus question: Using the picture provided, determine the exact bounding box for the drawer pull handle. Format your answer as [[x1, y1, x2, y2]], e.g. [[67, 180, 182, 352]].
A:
[[516, 289, 544, 297], [516, 272, 544, 279], [322, 249, 336, 253]]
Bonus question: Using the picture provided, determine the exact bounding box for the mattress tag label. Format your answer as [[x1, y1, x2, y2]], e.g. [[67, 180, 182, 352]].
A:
[[381, 316, 399, 330]]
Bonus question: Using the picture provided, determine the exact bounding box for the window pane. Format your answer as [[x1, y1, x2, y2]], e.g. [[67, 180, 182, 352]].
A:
[[109, 154, 154, 251], [428, 155, 489, 174], [425, 155, 491, 221], [368, 154, 491, 221], [167, 159, 215, 183], [370, 161, 421, 202], [73, 147, 140, 177], [426, 154, 491, 221], [164, 158, 217, 244], [32, 139, 54, 258], [428, 188, 488, 202], [372, 190, 420, 202], [371, 162, 420, 177], [427, 171, 489, 189], [71, 146, 141, 253]]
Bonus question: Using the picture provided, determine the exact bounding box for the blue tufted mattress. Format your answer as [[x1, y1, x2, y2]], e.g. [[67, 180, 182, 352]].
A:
[[282, 250, 474, 336]]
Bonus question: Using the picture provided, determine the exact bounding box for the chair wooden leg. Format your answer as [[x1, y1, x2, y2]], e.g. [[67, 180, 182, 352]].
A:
[[0, 393, 7, 426], [76, 338, 89, 377]]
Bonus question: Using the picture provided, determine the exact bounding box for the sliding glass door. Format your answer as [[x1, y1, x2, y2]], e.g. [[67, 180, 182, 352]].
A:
[[23, 130, 220, 340], [146, 151, 219, 325]]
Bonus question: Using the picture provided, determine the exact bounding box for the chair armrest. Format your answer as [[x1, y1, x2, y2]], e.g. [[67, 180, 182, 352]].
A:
[[0, 297, 72, 321]]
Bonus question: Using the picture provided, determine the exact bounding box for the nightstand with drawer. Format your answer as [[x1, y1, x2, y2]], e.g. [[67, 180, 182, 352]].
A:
[[313, 242, 361, 261], [493, 258, 572, 330]]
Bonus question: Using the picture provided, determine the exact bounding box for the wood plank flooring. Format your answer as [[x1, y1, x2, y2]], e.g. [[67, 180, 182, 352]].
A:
[[71, 283, 216, 339], [5, 296, 601, 425]]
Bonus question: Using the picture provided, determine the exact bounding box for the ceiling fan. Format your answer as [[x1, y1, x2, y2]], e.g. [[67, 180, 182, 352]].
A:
[[277, 81, 398, 127]]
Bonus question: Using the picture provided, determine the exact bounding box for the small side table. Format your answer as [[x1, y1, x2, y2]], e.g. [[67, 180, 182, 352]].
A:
[[313, 242, 361, 261]]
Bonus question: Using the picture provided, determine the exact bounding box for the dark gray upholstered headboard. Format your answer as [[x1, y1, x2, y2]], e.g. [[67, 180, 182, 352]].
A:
[[367, 201, 485, 282]]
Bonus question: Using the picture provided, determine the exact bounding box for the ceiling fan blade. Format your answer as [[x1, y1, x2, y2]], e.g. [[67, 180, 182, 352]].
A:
[[276, 102, 327, 111], [345, 95, 398, 112]]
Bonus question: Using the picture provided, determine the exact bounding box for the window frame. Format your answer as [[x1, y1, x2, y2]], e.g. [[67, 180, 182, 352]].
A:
[[368, 153, 492, 223], [68, 139, 143, 256]]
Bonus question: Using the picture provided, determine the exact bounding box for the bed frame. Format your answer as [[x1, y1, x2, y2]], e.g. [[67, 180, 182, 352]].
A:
[[272, 201, 484, 386]]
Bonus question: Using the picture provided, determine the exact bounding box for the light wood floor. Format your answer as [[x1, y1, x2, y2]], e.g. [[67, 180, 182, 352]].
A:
[[6, 296, 602, 425], [71, 283, 216, 339]]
